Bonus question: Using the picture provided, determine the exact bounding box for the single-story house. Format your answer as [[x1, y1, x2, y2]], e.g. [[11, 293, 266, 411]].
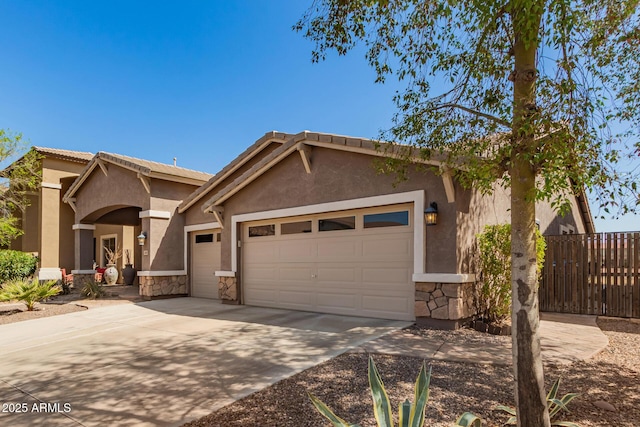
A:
[[11, 131, 595, 327]]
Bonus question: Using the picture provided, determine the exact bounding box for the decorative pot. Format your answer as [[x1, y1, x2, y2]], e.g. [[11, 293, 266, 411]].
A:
[[122, 264, 136, 285], [104, 264, 119, 285]]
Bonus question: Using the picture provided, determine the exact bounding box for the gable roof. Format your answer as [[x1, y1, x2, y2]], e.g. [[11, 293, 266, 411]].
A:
[[33, 146, 95, 163], [201, 130, 447, 213], [177, 131, 293, 213], [63, 151, 213, 202]]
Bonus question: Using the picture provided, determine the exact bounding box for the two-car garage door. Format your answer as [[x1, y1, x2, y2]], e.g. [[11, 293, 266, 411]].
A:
[[242, 204, 414, 321]]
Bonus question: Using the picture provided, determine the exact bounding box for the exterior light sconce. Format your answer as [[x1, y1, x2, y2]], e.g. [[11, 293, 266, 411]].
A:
[[424, 202, 438, 226], [137, 232, 147, 246]]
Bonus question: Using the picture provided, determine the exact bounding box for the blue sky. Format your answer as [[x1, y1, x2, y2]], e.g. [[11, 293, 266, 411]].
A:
[[1, 1, 637, 232]]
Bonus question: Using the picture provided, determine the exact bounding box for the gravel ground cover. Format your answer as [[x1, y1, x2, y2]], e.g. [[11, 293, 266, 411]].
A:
[[184, 317, 640, 427]]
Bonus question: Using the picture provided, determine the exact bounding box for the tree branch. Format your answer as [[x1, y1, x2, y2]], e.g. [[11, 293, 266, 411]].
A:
[[432, 103, 511, 127]]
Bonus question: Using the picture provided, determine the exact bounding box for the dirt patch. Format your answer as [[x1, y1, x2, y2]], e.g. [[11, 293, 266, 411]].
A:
[[0, 303, 87, 325], [183, 317, 639, 427]]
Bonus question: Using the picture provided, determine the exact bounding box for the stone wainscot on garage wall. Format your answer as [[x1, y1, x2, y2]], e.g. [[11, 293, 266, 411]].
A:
[[414, 282, 476, 329]]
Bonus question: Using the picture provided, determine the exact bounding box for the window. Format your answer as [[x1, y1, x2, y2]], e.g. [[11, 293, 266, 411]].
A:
[[363, 211, 409, 228], [319, 216, 356, 231], [100, 235, 117, 267], [248, 224, 275, 237], [195, 233, 214, 243], [281, 220, 312, 235]]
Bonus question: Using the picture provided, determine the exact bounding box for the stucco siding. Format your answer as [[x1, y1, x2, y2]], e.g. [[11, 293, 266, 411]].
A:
[[213, 147, 455, 274], [74, 166, 150, 223]]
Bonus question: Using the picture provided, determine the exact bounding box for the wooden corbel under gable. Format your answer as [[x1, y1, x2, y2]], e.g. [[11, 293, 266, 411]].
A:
[[209, 205, 224, 228], [440, 167, 455, 203], [96, 158, 109, 176], [297, 143, 312, 174], [137, 173, 151, 194]]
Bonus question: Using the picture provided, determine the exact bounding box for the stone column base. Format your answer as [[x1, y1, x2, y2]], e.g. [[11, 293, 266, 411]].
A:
[[414, 282, 477, 329], [218, 276, 238, 304], [139, 275, 187, 299], [72, 273, 95, 290]]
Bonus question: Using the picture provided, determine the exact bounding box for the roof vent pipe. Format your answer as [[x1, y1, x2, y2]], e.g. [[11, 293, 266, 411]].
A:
[[173, 157, 177, 167]]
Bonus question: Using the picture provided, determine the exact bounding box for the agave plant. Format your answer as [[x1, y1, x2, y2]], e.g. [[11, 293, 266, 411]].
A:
[[0, 278, 61, 311], [497, 378, 579, 426], [308, 355, 481, 427], [81, 280, 106, 299]]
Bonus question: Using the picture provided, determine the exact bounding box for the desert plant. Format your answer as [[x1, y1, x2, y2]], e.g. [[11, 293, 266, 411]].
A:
[[497, 378, 579, 426], [476, 224, 546, 324], [103, 245, 122, 265], [124, 249, 132, 265], [0, 250, 38, 283], [81, 280, 105, 299], [309, 355, 481, 427], [0, 278, 60, 310]]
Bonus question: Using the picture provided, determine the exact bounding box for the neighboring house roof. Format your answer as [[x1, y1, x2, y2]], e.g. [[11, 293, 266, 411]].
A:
[[177, 131, 294, 213], [576, 190, 596, 234], [63, 151, 213, 202], [201, 130, 447, 213], [32, 146, 95, 163]]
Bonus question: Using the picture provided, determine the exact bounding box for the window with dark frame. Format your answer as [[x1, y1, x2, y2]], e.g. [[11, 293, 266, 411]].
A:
[[363, 211, 409, 228], [281, 220, 312, 235], [319, 216, 356, 231], [248, 224, 276, 237], [195, 233, 214, 243]]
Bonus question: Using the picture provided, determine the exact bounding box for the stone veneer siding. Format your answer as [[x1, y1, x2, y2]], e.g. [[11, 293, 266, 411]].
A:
[[72, 273, 95, 289], [139, 275, 187, 299], [218, 276, 238, 304], [414, 282, 476, 322]]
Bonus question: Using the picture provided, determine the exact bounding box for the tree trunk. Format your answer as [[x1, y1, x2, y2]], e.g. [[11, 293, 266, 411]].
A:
[[510, 2, 550, 426]]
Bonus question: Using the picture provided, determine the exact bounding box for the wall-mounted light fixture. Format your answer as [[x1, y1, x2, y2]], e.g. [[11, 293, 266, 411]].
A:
[[424, 202, 438, 226], [137, 232, 147, 246]]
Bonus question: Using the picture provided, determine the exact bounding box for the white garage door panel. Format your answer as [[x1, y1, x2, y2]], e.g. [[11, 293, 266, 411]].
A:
[[317, 293, 358, 309], [317, 267, 357, 282], [363, 238, 411, 258], [243, 204, 414, 321], [191, 230, 221, 299], [363, 295, 410, 312]]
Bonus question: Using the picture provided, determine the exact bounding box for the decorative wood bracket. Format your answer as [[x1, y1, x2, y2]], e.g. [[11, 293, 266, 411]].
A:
[[137, 173, 151, 194], [209, 206, 224, 228], [297, 143, 312, 174], [441, 167, 455, 203], [67, 198, 77, 212], [96, 159, 109, 176]]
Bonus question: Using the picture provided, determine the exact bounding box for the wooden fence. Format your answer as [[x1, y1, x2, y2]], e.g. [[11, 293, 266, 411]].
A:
[[540, 232, 640, 318]]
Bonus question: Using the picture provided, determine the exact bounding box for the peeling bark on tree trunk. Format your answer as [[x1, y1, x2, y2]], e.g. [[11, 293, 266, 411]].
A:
[[511, 2, 551, 426]]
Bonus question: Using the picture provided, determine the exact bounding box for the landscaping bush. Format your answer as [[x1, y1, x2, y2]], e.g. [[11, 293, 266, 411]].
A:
[[476, 224, 546, 324], [0, 250, 38, 283], [0, 278, 61, 311], [81, 280, 105, 299]]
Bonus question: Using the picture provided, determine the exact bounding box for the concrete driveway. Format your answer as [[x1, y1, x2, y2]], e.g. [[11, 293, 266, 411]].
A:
[[0, 298, 409, 427]]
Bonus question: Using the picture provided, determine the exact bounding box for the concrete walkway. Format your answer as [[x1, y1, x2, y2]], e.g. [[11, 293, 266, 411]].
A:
[[0, 298, 409, 427], [356, 312, 608, 365]]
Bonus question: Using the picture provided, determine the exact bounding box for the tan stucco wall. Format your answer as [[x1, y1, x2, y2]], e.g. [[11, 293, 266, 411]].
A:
[[73, 165, 199, 272], [454, 183, 586, 274], [42, 158, 87, 184], [205, 147, 454, 273], [184, 141, 284, 226], [74, 166, 150, 223]]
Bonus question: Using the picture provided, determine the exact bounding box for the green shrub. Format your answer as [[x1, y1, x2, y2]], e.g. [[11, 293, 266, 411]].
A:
[[81, 280, 105, 299], [309, 355, 481, 427], [0, 278, 61, 310], [497, 378, 579, 426], [476, 224, 546, 323], [0, 250, 38, 283]]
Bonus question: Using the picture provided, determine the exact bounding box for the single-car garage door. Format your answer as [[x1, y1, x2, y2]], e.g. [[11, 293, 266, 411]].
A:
[[242, 204, 414, 321], [190, 230, 221, 298]]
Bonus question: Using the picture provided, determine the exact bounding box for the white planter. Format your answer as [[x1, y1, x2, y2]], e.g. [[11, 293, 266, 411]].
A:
[[104, 264, 118, 285]]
